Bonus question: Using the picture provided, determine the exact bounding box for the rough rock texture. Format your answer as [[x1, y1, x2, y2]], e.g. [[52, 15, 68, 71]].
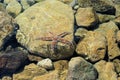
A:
[[95, 21, 120, 60], [6, 0, 22, 17], [37, 58, 54, 70], [75, 7, 98, 27], [4, 0, 16, 4], [94, 60, 118, 80], [115, 5, 120, 16], [113, 59, 120, 75], [97, 13, 116, 23], [77, 0, 115, 14], [21, 0, 35, 10], [33, 60, 68, 80], [76, 31, 107, 62], [1, 76, 12, 80], [0, 50, 27, 75], [0, 4, 15, 50], [75, 28, 88, 38], [13, 63, 47, 80], [15, 0, 75, 60], [66, 57, 98, 80], [116, 30, 120, 43], [28, 54, 43, 62]]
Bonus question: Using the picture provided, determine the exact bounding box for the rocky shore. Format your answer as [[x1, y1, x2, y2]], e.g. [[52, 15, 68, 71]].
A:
[[0, 0, 120, 80]]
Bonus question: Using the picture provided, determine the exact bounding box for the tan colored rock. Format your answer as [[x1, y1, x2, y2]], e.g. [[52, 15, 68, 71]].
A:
[[6, 0, 22, 17], [75, 28, 88, 38], [97, 13, 115, 23], [116, 30, 120, 43], [0, 4, 16, 50], [76, 31, 107, 62], [75, 7, 98, 27], [95, 21, 120, 60], [113, 59, 120, 75], [2, 76, 12, 80], [94, 60, 117, 80], [28, 54, 43, 62], [115, 5, 120, 16], [33, 60, 68, 80], [13, 63, 47, 80], [15, 0, 75, 60]]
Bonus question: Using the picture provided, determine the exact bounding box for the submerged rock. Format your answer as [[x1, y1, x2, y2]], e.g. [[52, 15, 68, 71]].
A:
[[95, 21, 120, 60], [76, 31, 107, 62], [0, 50, 27, 75], [94, 60, 117, 80], [15, 0, 75, 60], [75, 7, 98, 27], [66, 57, 98, 80]]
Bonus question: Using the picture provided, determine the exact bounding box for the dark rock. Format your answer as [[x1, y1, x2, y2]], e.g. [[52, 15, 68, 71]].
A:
[[0, 50, 27, 75], [66, 57, 98, 80]]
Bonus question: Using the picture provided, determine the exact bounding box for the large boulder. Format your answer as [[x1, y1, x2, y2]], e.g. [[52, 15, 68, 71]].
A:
[[76, 31, 107, 62], [15, 0, 75, 60], [95, 21, 120, 60], [66, 57, 98, 80]]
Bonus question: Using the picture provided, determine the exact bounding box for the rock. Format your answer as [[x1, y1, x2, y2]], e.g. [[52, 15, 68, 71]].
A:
[[116, 30, 120, 43], [37, 58, 54, 70], [15, 0, 75, 60], [95, 21, 120, 60], [75, 28, 88, 38], [28, 54, 43, 62], [66, 57, 98, 80], [118, 77, 120, 80], [77, 0, 115, 14], [1, 76, 12, 80], [54, 60, 68, 70], [0, 4, 16, 50], [6, 0, 22, 17], [21, 0, 35, 10], [97, 13, 116, 23], [13, 63, 47, 80], [76, 31, 107, 62], [4, 0, 16, 4], [113, 59, 120, 75], [113, 16, 120, 28], [115, 5, 120, 16], [75, 7, 98, 27], [0, 50, 27, 75], [34, 0, 45, 2], [94, 60, 117, 80]]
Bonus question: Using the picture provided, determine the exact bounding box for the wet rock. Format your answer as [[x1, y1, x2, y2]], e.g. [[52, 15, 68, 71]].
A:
[[95, 21, 120, 60], [75, 28, 88, 38], [21, 0, 35, 10], [37, 58, 54, 70], [0, 50, 27, 75], [77, 0, 115, 14], [15, 0, 75, 60], [13, 63, 47, 80], [1, 76, 12, 80], [116, 30, 120, 43], [28, 54, 43, 62], [97, 13, 116, 23], [33, 60, 68, 80], [115, 5, 120, 16], [0, 4, 16, 50], [54, 60, 68, 70], [6, 0, 22, 17], [94, 60, 117, 80], [75, 7, 98, 27], [76, 31, 107, 62], [66, 57, 98, 80], [113, 59, 120, 75]]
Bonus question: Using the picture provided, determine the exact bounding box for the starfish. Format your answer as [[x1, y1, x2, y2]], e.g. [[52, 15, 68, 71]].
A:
[[36, 32, 73, 53]]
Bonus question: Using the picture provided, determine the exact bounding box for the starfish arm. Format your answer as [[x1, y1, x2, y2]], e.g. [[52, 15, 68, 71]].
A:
[[35, 37, 52, 41], [51, 40, 58, 50], [57, 32, 71, 38], [58, 38, 73, 48]]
